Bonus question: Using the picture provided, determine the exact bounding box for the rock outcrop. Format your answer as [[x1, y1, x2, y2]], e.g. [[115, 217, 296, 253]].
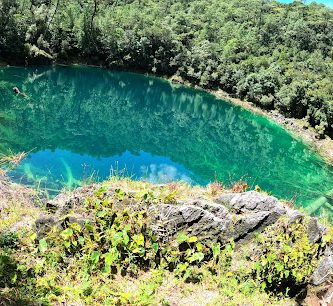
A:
[[150, 191, 291, 244], [38, 186, 332, 287], [44, 188, 295, 243]]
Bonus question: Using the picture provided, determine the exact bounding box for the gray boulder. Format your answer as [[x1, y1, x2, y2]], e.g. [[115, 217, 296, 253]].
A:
[[149, 203, 232, 244], [150, 191, 291, 243], [35, 215, 57, 239], [307, 217, 325, 243], [217, 191, 290, 240], [312, 247, 333, 285]]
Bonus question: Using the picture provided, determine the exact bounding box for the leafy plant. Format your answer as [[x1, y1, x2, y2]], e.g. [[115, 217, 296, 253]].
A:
[[254, 218, 323, 297]]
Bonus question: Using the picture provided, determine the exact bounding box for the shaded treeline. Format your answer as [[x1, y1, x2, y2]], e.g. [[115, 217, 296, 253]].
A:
[[0, 0, 333, 136]]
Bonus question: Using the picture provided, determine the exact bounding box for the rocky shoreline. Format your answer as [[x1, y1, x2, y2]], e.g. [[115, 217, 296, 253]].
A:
[[41, 183, 332, 281]]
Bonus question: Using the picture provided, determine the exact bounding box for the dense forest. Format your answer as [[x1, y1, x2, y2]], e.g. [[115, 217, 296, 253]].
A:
[[0, 0, 333, 137]]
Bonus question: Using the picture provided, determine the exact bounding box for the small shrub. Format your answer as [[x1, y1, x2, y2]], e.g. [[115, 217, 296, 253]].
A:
[[0, 232, 19, 249], [208, 181, 224, 196], [254, 218, 323, 297], [231, 181, 248, 193]]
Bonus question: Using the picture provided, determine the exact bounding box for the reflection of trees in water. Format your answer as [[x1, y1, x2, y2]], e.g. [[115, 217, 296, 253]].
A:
[[1, 66, 333, 206]]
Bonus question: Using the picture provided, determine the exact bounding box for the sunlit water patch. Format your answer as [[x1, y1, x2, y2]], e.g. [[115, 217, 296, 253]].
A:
[[9, 149, 195, 191], [0, 66, 333, 216]]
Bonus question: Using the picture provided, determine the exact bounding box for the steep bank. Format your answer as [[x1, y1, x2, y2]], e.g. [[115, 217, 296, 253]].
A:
[[1, 178, 333, 305]]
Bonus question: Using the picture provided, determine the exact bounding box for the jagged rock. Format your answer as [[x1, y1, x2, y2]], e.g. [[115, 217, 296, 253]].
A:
[[233, 211, 271, 240], [217, 191, 286, 216], [66, 214, 90, 226], [318, 284, 333, 306], [46, 184, 100, 215], [307, 217, 326, 243], [149, 204, 233, 244], [150, 192, 293, 243], [35, 215, 57, 238], [312, 248, 333, 286], [286, 209, 305, 224], [216, 191, 288, 239], [35, 213, 90, 238], [189, 199, 230, 219]]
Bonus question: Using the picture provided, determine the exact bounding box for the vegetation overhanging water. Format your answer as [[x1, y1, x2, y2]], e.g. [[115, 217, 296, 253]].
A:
[[0, 65, 333, 216]]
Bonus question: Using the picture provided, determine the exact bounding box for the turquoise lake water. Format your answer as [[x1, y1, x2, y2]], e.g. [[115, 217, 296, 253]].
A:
[[0, 66, 333, 216]]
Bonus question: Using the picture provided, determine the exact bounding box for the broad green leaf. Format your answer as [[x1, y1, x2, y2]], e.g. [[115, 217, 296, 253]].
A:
[[176, 232, 188, 244], [115, 188, 125, 200], [196, 242, 203, 252], [188, 236, 198, 243], [64, 241, 71, 248], [30, 233, 37, 241], [60, 228, 73, 240], [113, 232, 123, 245], [152, 242, 159, 252], [211, 242, 220, 258], [78, 236, 85, 245], [91, 251, 100, 265], [10, 272, 17, 284], [85, 223, 94, 232], [188, 252, 204, 263], [122, 231, 129, 245], [133, 233, 144, 246], [39, 239, 48, 253], [103, 250, 118, 266], [97, 210, 108, 218]]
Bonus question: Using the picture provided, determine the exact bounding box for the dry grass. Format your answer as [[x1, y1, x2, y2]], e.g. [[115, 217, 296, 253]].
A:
[[0, 171, 40, 232], [0, 151, 28, 170]]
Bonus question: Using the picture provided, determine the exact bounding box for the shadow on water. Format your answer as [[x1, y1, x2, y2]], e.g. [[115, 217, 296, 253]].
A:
[[0, 65, 333, 215]]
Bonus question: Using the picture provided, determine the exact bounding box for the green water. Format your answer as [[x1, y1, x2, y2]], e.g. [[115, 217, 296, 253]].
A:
[[0, 65, 333, 215]]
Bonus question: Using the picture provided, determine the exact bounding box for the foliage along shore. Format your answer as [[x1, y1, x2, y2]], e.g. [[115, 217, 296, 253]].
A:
[[1, 0, 333, 138], [1, 173, 333, 305]]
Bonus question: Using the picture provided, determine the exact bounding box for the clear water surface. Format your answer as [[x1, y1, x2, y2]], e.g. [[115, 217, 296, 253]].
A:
[[0, 66, 333, 215]]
